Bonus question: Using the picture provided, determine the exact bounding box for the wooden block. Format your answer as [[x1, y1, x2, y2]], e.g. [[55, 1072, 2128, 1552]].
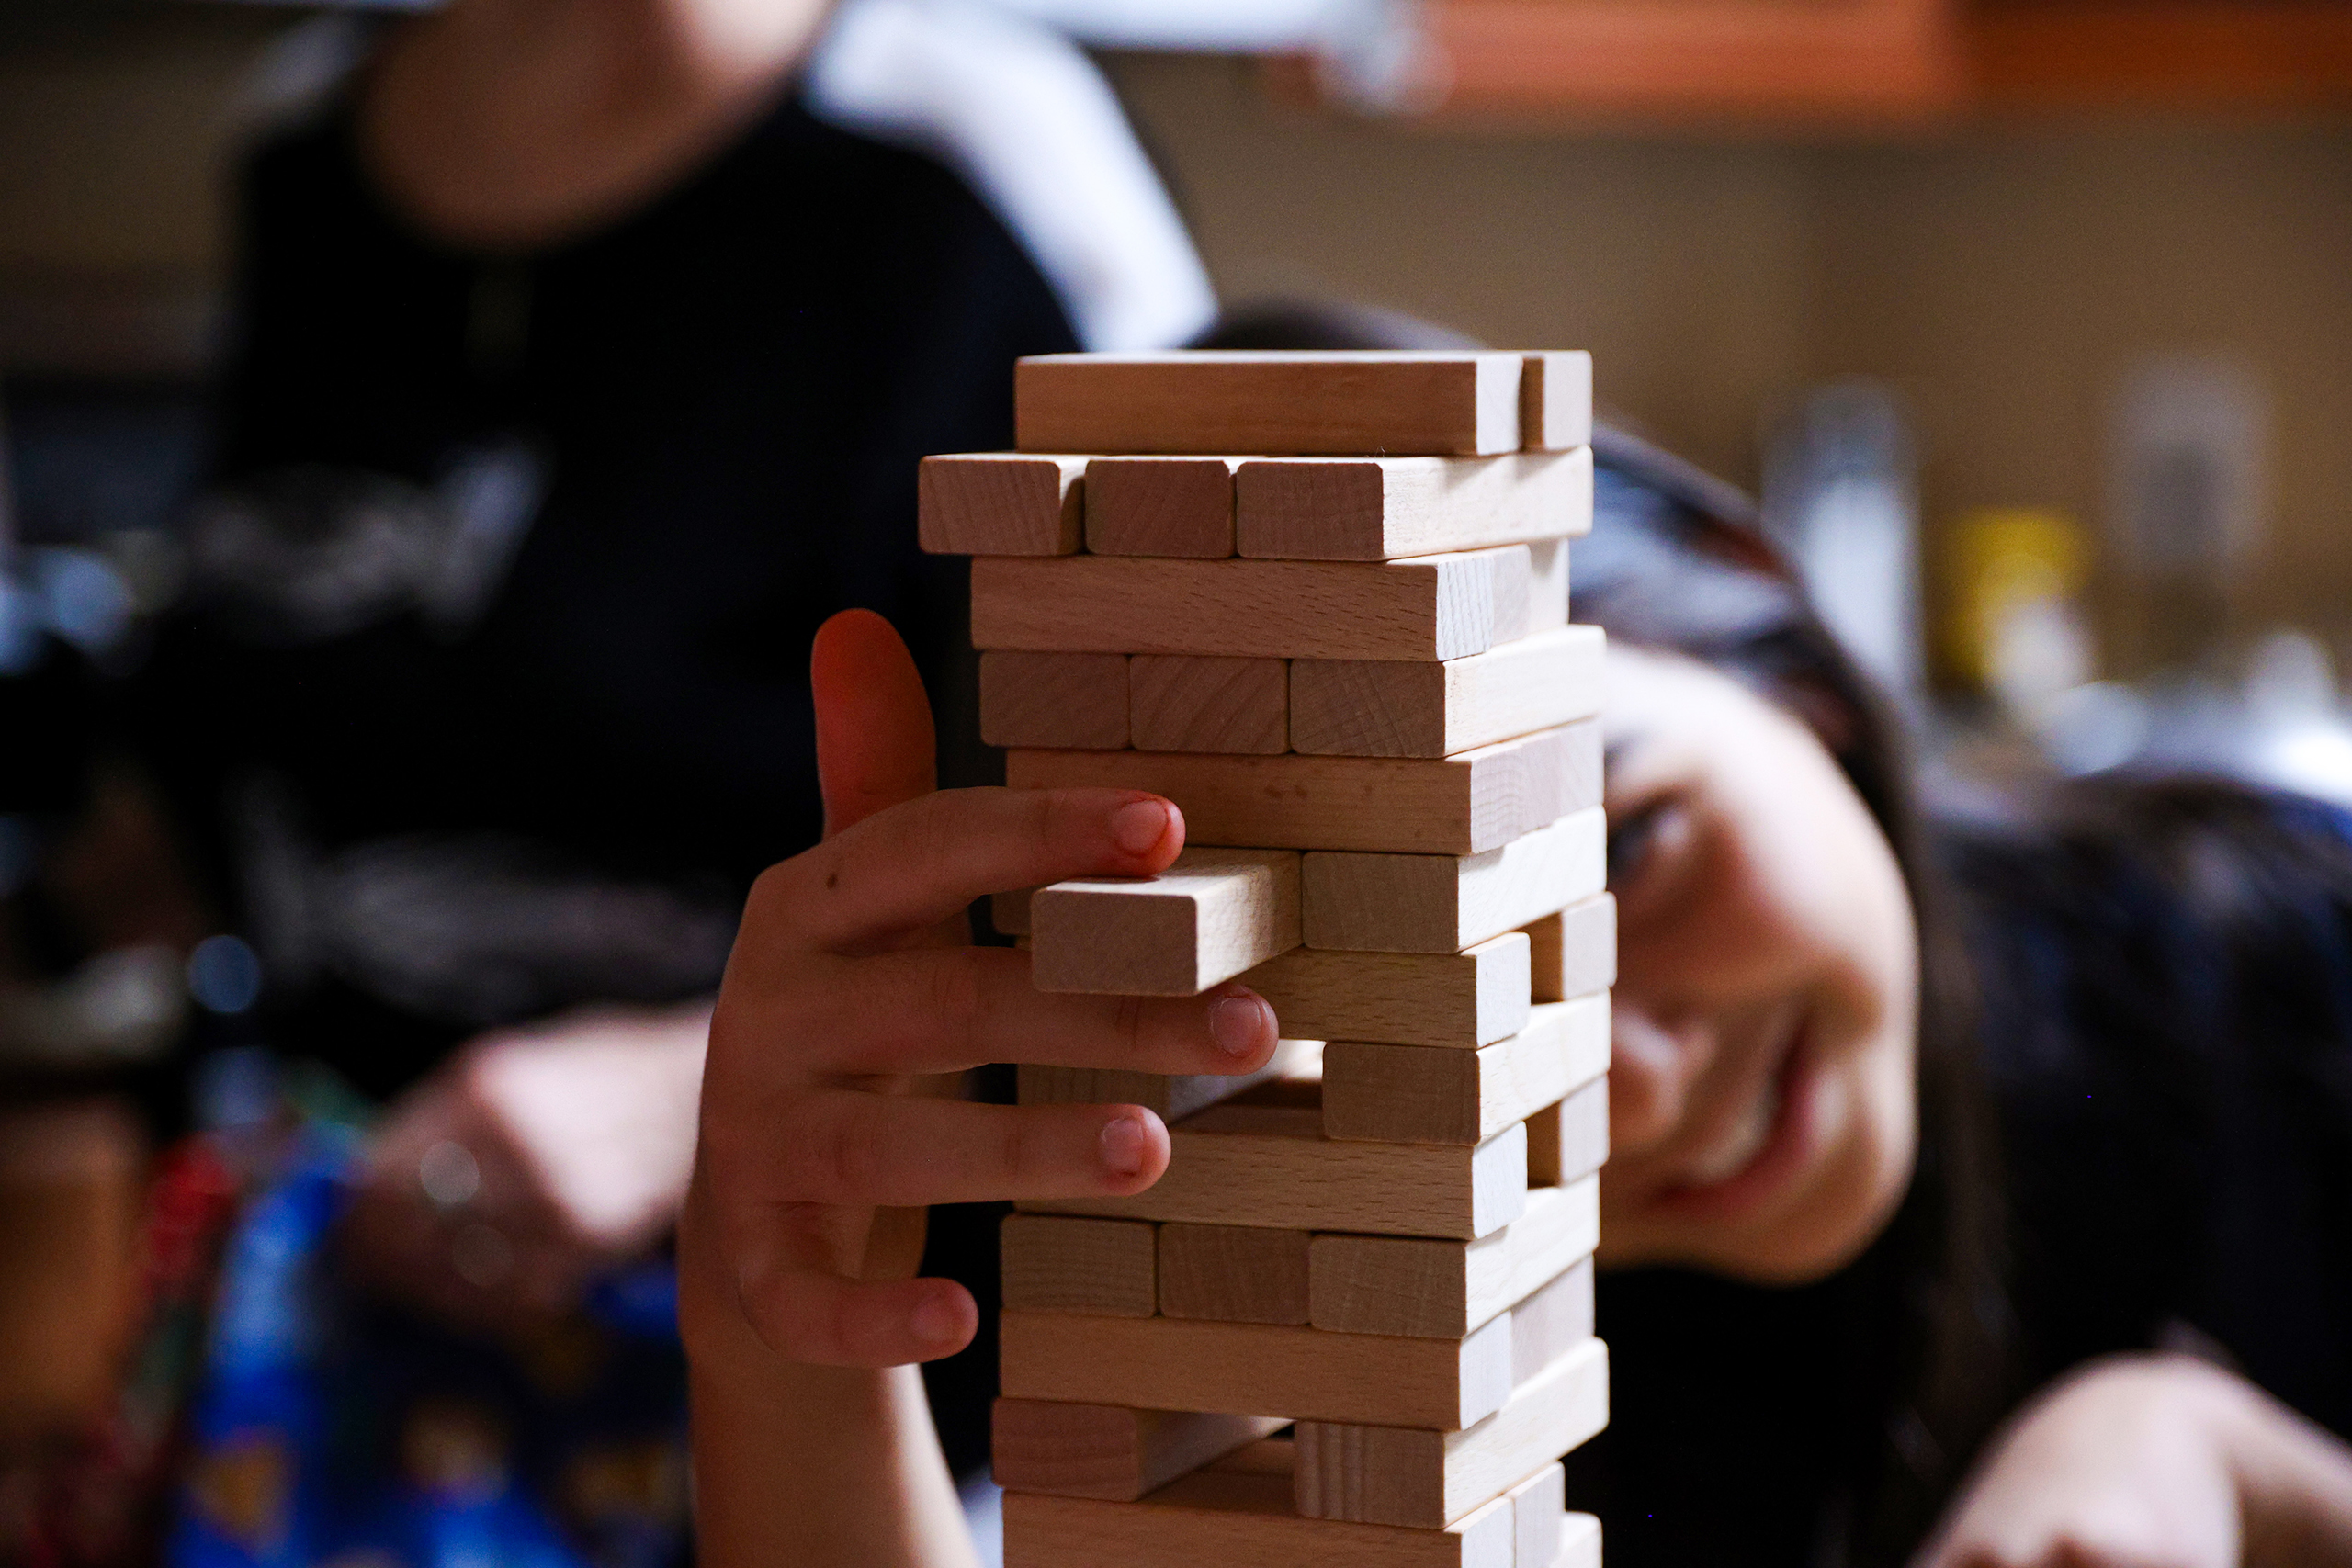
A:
[[1001, 1439, 1516, 1568], [970, 549, 1530, 663], [993, 887, 1034, 937], [1032, 848, 1300, 996], [1304, 805, 1605, 953], [1015, 352, 1523, 457], [1026, 1095, 1527, 1241], [1001, 1213, 1158, 1316], [1322, 998, 1611, 1145], [980, 651, 1129, 750], [1129, 656, 1288, 754], [1290, 626, 1604, 760], [1526, 1076, 1610, 1188], [1505, 1464, 1568, 1568], [1016, 1038, 1322, 1122], [1238, 936, 1530, 1049], [1000, 1310, 1514, 1429], [1294, 1337, 1609, 1528], [1309, 1176, 1600, 1339], [992, 1400, 1283, 1502], [1554, 1514, 1602, 1568], [1085, 457, 1239, 558], [1158, 1224, 1311, 1324], [1510, 1258, 1594, 1384], [919, 453, 1086, 556], [1524, 895, 1615, 1003], [1527, 538, 1568, 632], [1009, 726, 1581, 858], [1519, 352, 1593, 452], [1235, 449, 1590, 562]]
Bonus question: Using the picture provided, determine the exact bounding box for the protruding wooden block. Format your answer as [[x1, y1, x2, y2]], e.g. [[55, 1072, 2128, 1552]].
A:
[[1553, 1513, 1603, 1568], [1294, 1337, 1609, 1528], [1015, 352, 1524, 457], [1084, 457, 1239, 558], [1309, 1176, 1600, 1339], [1527, 538, 1569, 631], [1001, 1213, 1159, 1316], [1031, 848, 1301, 996], [1129, 656, 1288, 754], [1303, 805, 1605, 953], [919, 453, 1086, 556], [1016, 1039, 1322, 1122], [1509, 1258, 1594, 1383], [1310, 1177, 1598, 1339], [1519, 352, 1592, 452], [1525, 895, 1616, 1003], [1010, 726, 1584, 857], [1238, 936, 1531, 1049], [1001, 1310, 1515, 1429], [1235, 449, 1590, 561], [970, 548, 1531, 662], [991, 1401, 1283, 1502], [1322, 997, 1611, 1145], [1025, 1087, 1527, 1240], [980, 650, 1130, 750], [1526, 1076, 1611, 1188], [1001, 1439, 1518, 1567], [1158, 1224, 1311, 1324], [1290, 626, 1604, 760], [1505, 1464, 1568, 1568]]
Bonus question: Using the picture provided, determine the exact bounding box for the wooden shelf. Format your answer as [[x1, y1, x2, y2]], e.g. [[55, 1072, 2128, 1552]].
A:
[[1371, 0, 2352, 125]]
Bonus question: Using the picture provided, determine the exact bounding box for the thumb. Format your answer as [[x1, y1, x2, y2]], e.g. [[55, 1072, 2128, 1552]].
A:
[[811, 610, 937, 840]]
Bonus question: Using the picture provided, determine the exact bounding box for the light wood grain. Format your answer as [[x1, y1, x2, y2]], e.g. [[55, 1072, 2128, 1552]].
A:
[[1525, 895, 1615, 1003], [991, 1401, 1283, 1502], [1001, 1439, 1516, 1568], [1084, 457, 1240, 558], [1519, 353, 1593, 452], [1555, 1513, 1602, 1568], [1234, 449, 1590, 561], [1510, 1258, 1594, 1384], [1158, 1224, 1312, 1324], [1130, 656, 1289, 754], [1000, 1213, 1158, 1317], [1015, 352, 1523, 457], [1506, 1464, 1568, 1568], [1238, 936, 1530, 1049], [1294, 1337, 1609, 1527], [979, 650, 1130, 750], [1322, 998, 1610, 1145], [1031, 849, 1301, 996], [1016, 1039, 1322, 1122], [1309, 1176, 1600, 1339], [1526, 1076, 1611, 1188], [919, 453, 1086, 556], [1024, 1101, 1526, 1241], [1303, 805, 1606, 953], [1010, 726, 1581, 857], [999, 1310, 1514, 1429], [1291, 626, 1604, 759], [970, 548, 1530, 662], [1527, 538, 1569, 631]]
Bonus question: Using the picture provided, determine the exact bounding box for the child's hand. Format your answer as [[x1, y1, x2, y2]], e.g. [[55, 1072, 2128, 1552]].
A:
[[678, 611, 1278, 1370]]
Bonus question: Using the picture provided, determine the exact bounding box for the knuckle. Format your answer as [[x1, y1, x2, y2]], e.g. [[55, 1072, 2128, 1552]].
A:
[[780, 1099, 883, 1202], [922, 954, 985, 1055]]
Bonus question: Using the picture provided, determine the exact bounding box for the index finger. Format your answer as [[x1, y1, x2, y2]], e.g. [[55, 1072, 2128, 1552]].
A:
[[762, 786, 1185, 953]]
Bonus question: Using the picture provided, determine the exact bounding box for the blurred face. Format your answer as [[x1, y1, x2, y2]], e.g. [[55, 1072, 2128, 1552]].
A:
[[1597, 647, 1918, 1283]]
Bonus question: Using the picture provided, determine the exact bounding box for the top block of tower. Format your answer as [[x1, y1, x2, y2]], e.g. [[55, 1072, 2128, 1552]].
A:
[[1014, 352, 1589, 458]]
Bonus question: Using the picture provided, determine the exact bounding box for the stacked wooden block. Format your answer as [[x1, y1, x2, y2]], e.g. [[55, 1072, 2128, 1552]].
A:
[[921, 351, 1615, 1568]]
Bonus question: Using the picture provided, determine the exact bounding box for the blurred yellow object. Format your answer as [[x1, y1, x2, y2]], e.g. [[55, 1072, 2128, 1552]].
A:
[[1937, 508, 2092, 691]]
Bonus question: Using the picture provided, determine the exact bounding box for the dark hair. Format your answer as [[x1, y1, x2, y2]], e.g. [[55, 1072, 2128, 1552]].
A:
[[1196, 302, 2014, 1556]]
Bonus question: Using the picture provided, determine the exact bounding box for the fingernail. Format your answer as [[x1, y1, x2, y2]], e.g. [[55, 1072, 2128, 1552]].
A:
[[1100, 1115, 1148, 1177], [1109, 799, 1170, 856], [1210, 991, 1270, 1059], [910, 1290, 960, 1347]]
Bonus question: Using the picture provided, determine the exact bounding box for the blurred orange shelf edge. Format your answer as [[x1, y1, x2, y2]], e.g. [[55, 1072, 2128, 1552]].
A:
[[1278, 0, 2352, 125]]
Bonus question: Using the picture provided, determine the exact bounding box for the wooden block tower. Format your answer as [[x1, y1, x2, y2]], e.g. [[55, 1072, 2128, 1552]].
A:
[[922, 350, 1614, 1568]]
